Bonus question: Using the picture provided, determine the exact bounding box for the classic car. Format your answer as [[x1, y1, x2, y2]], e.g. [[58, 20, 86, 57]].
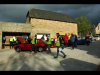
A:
[[14, 37, 47, 52]]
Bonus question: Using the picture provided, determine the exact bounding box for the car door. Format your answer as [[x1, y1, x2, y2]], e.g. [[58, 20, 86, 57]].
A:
[[77, 37, 82, 45], [24, 43, 32, 50], [54, 38, 57, 47]]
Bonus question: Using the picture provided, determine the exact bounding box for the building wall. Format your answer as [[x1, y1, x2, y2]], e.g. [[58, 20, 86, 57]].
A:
[[0, 21, 32, 50], [0, 22, 32, 32], [30, 18, 77, 38], [95, 23, 100, 35]]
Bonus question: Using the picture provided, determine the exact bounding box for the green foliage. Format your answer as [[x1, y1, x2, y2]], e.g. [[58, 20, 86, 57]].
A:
[[75, 15, 91, 35]]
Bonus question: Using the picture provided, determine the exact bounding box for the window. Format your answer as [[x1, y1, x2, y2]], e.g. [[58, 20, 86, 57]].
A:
[[98, 26, 99, 30]]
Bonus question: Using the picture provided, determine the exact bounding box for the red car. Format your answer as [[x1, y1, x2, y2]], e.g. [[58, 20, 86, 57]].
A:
[[14, 37, 47, 52]]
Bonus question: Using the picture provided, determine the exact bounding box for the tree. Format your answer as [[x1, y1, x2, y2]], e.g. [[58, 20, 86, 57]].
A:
[[75, 15, 91, 36]]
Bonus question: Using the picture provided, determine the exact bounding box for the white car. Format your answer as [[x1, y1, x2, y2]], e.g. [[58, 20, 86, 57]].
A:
[[93, 35, 100, 41]]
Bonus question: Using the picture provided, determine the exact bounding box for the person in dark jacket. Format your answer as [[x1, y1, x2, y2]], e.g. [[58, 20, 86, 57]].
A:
[[74, 34, 77, 47], [85, 34, 90, 46], [27, 36, 32, 43], [41, 35, 45, 40], [71, 33, 75, 50], [68, 33, 71, 47], [54, 33, 66, 58]]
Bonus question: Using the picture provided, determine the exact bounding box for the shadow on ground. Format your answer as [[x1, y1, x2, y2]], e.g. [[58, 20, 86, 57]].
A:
[[0, 48, 98, 71], [0, 50, 62, 71], [75, 41, 100, 59], [60, 58, 97, 71]]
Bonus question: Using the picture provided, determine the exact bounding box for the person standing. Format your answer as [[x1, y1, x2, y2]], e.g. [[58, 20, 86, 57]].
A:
[[47, 35, 52, 54], [68, 33, 71, 47], [54, 33, 66, 58], [15, 37, 18, 45], [74, 34, 77, 47], [41, 35, 45, 40], [45, 34, 48, 42], [9, 37, 14, 49], [27, 36, 32, 43], [71, 33, 75, 50], [3, 36, 6, 49], [63, 33, 68, 48], [30, 35, 37, 53], [85, 34, 90, 46]]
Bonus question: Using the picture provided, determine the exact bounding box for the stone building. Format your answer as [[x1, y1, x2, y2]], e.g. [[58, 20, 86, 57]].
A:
[[26, 8, 77, 38], [0, 22, 32, 50], [95, 23, 100, 35], [91, 23, 100, 36], [0, 8, 77, 50]]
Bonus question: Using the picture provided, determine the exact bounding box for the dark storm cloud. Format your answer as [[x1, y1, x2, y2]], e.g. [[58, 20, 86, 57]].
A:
[[0, 4, 99, 24]]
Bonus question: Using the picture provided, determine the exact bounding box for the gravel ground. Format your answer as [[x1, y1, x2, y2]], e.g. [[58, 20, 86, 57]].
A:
[[0, 41, 100, 71]]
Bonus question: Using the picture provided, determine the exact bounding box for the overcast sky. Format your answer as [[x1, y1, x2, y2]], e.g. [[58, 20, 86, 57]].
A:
[[0, 4, 99, 24]]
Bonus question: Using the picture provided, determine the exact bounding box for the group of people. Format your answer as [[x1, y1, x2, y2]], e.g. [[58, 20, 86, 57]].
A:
[[30, 33, 78, 58], [30, 34, 52, 54], [62, 33, 90, 49], [29, 33, 66, 58], [8, 33, 90, 59], [63, 33, 77, 50], [8, 33, 77, 58], [9, 36, 19, 49]]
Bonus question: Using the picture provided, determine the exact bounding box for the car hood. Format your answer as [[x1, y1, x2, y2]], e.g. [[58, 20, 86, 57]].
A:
[[17, 37, 26, 44]]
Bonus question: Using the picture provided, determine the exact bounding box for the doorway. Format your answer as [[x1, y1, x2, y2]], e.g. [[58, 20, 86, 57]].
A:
[[2, 32, 30, 49]]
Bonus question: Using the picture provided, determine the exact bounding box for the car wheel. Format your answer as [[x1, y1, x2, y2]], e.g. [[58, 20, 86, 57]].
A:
[[38, 47, 43, 52], [16, 47, 21, 52]]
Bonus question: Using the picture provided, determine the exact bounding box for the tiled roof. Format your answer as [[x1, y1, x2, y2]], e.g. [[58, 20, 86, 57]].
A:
[[26, 8, 77, 23]]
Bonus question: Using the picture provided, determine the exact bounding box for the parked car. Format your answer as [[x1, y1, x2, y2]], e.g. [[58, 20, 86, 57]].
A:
[[14, 37, 47, 52], [77, 36, 92, 45], [77, 36, 86, 45], [89, 36, 93, 43], [92, 35, 100, 41]]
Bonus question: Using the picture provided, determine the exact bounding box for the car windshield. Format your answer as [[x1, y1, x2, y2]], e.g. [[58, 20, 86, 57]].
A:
[[78, 37, 80, 38], [78, 36, 85, 38]]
